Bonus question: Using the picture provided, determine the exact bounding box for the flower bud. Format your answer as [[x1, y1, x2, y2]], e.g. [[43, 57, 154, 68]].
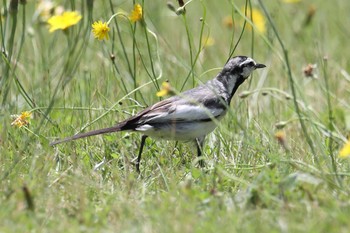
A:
[[9, 0, 18, 13], [275, 121, 288, 129], [239, 91, 251, 99]]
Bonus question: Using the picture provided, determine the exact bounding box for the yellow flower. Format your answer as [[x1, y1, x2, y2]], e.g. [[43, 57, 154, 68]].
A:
[[11, 111, 32, 128], [129, 4, 143, 22], [202, 36, 215, 47], [222, 16, 234, 28], [339, 139, 350, 158], [156, 81, 173, 97], [47, 11, 82, 32], [241, 7, 266, 34], [92, 21, 110, 40]]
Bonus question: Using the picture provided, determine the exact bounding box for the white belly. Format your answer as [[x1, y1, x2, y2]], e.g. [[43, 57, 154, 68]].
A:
[[135, 121, 219, 141]]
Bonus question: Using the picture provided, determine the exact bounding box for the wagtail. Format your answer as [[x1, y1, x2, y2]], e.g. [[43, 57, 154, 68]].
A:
[[51, 56, 266, 172]]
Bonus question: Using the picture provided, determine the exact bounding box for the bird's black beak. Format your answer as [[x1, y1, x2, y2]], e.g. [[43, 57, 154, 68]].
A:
[[255, 63, 266, 69]]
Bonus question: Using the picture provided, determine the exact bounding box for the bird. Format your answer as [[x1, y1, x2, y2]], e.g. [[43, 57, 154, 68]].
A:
[[50, 56, 266, 173]]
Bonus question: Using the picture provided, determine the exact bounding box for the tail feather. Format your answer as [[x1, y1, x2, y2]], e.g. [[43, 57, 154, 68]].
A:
[[50, 125, 123, 146]]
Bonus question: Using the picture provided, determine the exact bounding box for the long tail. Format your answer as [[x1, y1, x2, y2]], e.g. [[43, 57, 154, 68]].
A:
[[50, 125, 123, 146]]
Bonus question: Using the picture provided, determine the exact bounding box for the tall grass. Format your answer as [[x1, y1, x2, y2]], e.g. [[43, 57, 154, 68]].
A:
[[1, 0, 350, 232]]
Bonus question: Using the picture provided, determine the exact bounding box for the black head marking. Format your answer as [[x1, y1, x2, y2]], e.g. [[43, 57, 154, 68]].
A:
[[222, 56, 265, 79]]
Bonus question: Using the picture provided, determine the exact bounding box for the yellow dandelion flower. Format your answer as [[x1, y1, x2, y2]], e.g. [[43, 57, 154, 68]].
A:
[[156, 81, 173, 97], [47, 11, 82, 32], [129, 4, 143, 23], [92, 21, 110, 40], [202, 36, 215, 47], [241, 7, 266, 34], [339, 139, 350, 158], [11, 111, 32, 128]]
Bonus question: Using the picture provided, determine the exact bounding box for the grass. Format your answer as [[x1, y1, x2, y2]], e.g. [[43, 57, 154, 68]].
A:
[[1, 0, 350, 232]]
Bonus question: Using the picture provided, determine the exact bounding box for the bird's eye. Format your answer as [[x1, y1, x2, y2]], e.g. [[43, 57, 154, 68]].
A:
[[241, 61, 255, 68], [247, 61, 255, 67]]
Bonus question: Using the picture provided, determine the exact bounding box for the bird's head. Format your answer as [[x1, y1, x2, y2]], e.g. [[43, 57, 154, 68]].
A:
[[215, 56, 266, 101], [223, 56, 266, 79]]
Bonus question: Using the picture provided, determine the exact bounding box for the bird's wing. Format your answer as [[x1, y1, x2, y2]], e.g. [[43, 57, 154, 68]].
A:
[[137, 94, 226, 124], [144, 103, 224, 123], [117, 83, 228, 130]]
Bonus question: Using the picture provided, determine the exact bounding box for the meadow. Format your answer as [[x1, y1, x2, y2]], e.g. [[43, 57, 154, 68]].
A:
[[1, 0, 350, 232]]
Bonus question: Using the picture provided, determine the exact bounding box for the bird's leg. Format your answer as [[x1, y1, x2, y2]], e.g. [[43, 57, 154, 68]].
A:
[[135, 135, 148, 173], [195, 136, 206, 168]]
